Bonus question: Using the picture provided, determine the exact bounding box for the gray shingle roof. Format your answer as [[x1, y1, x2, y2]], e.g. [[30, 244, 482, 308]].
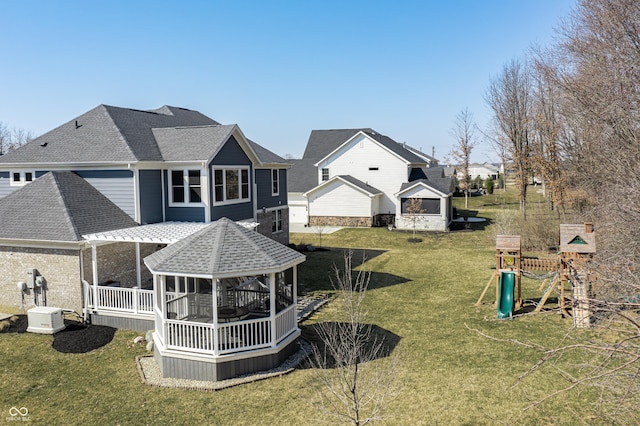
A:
[[152, 125, 236, 162], [0, 171, 137, 242], [331, 175, 383, 196], [399, 167, 453, 196], [144, 217, 305, 277], [302, 128, 427, 165], [287, 158, 319, 193], [247, 139, 288, 166]]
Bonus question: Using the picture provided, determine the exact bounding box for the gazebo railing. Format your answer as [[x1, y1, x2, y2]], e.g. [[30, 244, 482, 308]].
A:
[[164, 304, 298, 355]]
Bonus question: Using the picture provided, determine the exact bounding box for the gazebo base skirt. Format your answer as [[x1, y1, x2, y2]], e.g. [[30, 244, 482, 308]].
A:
[[153, 332, 300, 382]]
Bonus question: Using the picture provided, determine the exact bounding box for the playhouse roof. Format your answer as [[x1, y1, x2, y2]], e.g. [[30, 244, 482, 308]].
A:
[[144, 217, 305, 278], [559, 223, 596, 253]]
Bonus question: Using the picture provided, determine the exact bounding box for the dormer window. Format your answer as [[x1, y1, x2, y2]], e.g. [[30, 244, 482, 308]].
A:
[[321, 168, 329, 182], [10, 171, 34, 186]]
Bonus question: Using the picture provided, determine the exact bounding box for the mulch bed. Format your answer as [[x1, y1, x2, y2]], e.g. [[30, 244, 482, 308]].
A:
[[2, 315, 115, 354]]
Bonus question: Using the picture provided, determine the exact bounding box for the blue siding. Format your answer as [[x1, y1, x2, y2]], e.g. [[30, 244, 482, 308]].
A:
[[75, 170, 136, 219], [139, 170, 163, 224], [162, 170, 206, 222], [209, 135, 255, 221], [256, 168, 288, 209], [211, 202, 254, 221], [210, 136, 251, 165]]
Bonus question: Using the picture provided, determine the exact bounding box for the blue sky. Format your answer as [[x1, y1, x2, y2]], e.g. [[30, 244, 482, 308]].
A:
[[1, 0, 574, 162]]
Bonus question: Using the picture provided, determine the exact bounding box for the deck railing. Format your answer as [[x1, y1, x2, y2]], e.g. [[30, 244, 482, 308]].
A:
[[84, 282, 154, 316], [275, 304, 297, 343], [166, 293, 190, 320]]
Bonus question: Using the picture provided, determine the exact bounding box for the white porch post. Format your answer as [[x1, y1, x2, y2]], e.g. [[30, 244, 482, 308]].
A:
[[135, 242, 142, 288], [293, 265, 298, 305], [270, 272, 277, 348], [91, 244, 99, 310]]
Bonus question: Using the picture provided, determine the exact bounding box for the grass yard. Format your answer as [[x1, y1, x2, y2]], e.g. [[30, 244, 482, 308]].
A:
[[0, 189, 605, 424]]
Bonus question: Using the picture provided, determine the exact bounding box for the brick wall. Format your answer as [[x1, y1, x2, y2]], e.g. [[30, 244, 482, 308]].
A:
[[256, 209, 290, 246], [0, 246, 83, 312], [82, 242, 160, 288]]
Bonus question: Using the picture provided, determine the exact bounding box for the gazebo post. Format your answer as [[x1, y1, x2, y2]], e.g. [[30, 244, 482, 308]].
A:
[[212, 278, 220, 356], [270, 272, 277, 348], [293, 265, 298, 305], [135, 242, 142, 288]]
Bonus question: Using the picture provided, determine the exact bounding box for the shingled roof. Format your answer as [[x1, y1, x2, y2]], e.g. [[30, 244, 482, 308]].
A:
[[0, 105, 287, 166], [0, 171, 137, 242], [144, 217, 305, 277]]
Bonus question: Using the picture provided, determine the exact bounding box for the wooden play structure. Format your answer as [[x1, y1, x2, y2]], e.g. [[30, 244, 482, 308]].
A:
[[476, 223, 596, 328]]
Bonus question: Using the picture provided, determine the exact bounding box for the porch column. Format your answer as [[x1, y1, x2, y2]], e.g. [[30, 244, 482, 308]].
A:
[[91, 244, 99, 310], [135, 242, 142, 288], [293, 265, 298, 305], [270, 272, 277, 348]]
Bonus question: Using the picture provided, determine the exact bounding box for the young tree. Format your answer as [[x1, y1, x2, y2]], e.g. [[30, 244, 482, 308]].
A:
[[448, 108, 477, 208], [486, 59, 533, 219], [310, 250, 400, 425], [405, 197, 425, 242]]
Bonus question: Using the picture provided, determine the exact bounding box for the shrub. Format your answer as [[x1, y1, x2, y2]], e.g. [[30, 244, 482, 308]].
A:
[[484, 177, 494, 194]]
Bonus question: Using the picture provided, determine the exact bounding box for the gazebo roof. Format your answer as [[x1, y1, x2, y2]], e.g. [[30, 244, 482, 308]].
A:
[[144, 217, 305, 277]]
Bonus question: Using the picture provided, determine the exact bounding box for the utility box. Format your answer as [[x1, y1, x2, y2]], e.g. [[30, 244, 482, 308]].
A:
[[27, 307, 65, 334]]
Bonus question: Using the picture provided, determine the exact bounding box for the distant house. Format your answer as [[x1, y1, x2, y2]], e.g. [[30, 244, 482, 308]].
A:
[[458, 162, 502, 181], [288, 128, 453, 231], [0, 105, 303, 381]]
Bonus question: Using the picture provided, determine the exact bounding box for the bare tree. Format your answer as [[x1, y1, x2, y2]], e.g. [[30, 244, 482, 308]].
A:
[[486, 59, 533, 219], [404, 197, 424, 242], [310, 250, 400, 425], [0, 122, 34, 154], [448, 108, 477, 208]]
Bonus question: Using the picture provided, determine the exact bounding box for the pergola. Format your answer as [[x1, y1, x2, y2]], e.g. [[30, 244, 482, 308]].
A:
[[143, 217, 306, 381]]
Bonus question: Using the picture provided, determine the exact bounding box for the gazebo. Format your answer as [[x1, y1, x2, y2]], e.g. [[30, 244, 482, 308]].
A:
[[144, 217, 306, 381]]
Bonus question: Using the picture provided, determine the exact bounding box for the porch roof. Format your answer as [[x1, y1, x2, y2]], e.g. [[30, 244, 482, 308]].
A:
[[82, 221, 258, 244]]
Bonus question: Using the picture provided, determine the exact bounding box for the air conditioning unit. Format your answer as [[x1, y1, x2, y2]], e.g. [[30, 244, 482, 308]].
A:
[[26, 307, 65, 334]]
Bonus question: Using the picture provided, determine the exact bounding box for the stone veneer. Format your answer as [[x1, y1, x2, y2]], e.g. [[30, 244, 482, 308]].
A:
[[309, 216, 372, 227]]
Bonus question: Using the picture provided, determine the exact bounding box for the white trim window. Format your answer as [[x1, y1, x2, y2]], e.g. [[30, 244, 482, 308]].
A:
[[321, 168, 329, 182], [10, 171, 34, 186], [271, 169, 280, 196], [213, 166, 250, 204], [169, 169, 203, 205], [272, 208, 283, 233]]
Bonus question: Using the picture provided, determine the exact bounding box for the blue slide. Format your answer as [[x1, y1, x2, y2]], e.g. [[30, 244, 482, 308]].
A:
[[497, 271, 515, 319]]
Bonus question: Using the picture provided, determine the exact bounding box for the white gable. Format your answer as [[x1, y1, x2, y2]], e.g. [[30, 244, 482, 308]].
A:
[[307, 179, 379, 217]]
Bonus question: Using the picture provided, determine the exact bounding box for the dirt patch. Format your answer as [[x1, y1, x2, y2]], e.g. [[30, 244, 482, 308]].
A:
[[1, 315, 115, 353]]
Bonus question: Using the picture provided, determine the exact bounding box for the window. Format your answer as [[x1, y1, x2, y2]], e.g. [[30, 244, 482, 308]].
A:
[[369, 167, 379, 171], [401, 198, 441, 215], [272, 209, 283, 232], [10, 171, 34, 186], [169, 169, 202, 205], [321, 168, 329, 181], [271, 169, 279, 195], [213, 167, 250, 204]]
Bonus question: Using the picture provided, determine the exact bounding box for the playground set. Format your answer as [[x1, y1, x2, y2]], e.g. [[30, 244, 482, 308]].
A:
[[476, 223, 596, 328]]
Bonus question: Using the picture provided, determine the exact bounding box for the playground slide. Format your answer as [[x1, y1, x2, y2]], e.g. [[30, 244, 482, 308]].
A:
[[497, 271, 515, 319]]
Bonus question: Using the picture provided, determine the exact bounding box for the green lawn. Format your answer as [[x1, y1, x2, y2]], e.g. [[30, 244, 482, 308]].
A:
[[0, 190, 604, 425]]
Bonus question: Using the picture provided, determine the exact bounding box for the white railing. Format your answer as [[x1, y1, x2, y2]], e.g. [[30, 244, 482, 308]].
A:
[[164, 317, 273, 355], [275, 305, 297, 343], [85, 282, 154, 316], [166, 293, 190, 320]]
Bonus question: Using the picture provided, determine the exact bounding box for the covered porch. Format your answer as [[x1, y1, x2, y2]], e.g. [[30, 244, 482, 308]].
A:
[[144, 217, 306, 381]]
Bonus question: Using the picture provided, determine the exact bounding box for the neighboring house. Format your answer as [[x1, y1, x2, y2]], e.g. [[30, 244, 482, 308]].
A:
[[288, 128, 453, 231], [0, 105, 303, 381], [458, 162, 501, 181]]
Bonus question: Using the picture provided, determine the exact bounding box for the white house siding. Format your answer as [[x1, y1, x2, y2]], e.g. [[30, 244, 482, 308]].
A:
[[317, 133, 408, 215], [395, 185, 450, 231], [308, 181, 373, 218]]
